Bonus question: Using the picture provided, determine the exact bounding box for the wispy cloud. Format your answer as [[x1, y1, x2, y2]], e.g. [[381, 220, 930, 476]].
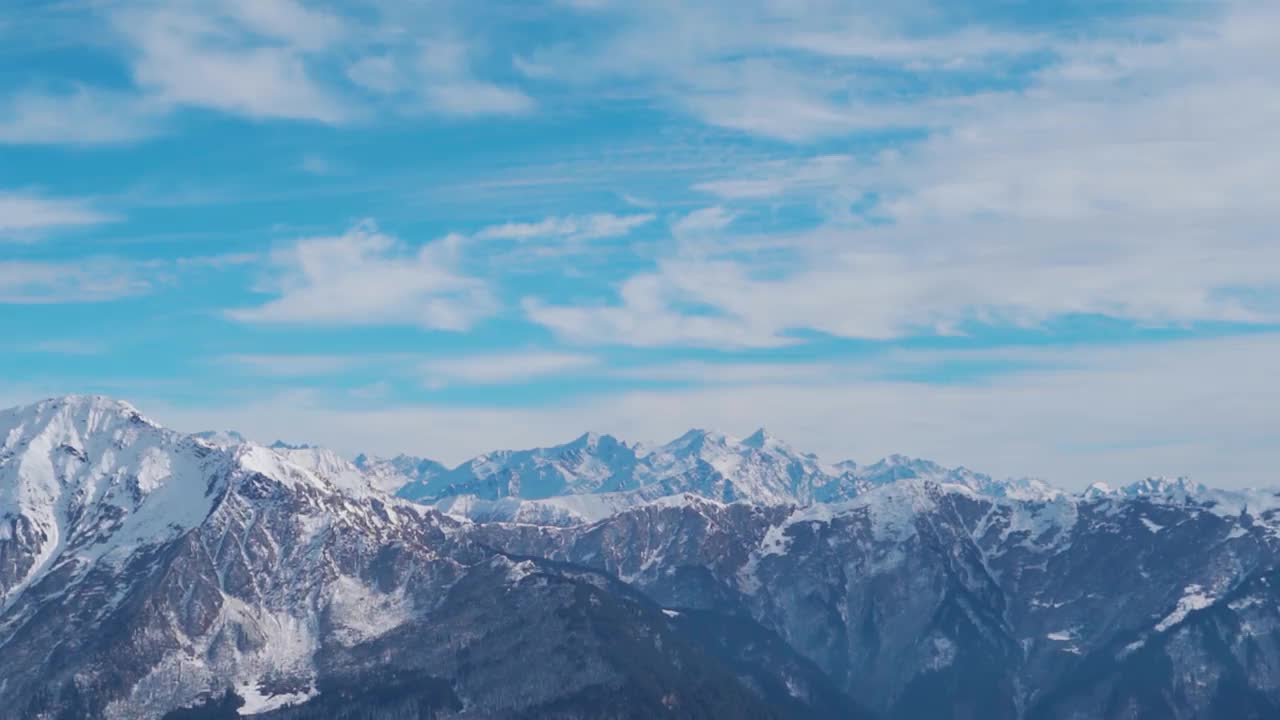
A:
[[527, 3, 1280, 347], [173, 252, 261, 270], [0, 191, 117, 238], [419, 40, 535, 116], [1, 0, 354, 145], [518, 0, 1052, 142], [422, 350, 599, 387], [613, 360, 836, 385], [474, 213, 654, 242], [0, 259, 152, 303], [220, 353, 368, 377], [228, 220, 496, 330], [116, 3, 350, 123], [347, 37, 535, 117], [671, 206, 735, 235], [0, 89, 158, 145], [16, 339, 106, 356]]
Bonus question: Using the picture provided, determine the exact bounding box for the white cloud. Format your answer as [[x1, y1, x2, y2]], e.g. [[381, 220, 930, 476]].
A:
[[527, 3, 1280, 347], [174, 252, 261, 269], [425, 81, 534, 116], [693, 155, 857, 200], [0, 89, 158, 145], [612, 360, 837, 385], [2, 2, 540, 142], [475, 213, 655, 242], [0, 260, 151, 303], [422, 351, 598, 386], [419, 40, 534, 116], [671, 206, 735, 235], [523, 264, 793, 349], [0, 192, 116, 237], [220, 354, 367, 377], [346, 37, 537, 116], [117, 5, 349, 123], [221, 0, 344, 52], [518, 0, 1050, 142], [228, 221, 496, 330], [346, 55, 400, 94]]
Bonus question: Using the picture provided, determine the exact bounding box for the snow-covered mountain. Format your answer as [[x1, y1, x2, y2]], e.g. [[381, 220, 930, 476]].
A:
[[472, 477, 1280, 719], [5, 395, 1280, 719], [387, 427, 1061, 523], [402, 431, 643, 502], [638, 428, 830, 505], [3, 396, 847, 719]]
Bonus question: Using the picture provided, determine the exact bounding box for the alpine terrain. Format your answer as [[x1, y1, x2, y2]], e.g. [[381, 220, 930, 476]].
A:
[[3, 395, 1279, 719]]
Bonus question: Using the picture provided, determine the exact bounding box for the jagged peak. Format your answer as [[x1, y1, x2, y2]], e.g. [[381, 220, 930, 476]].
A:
[[570, 431, 601, 447], [565, 431, 625, 451], [741, 427, 772, 448], [1117, 476, 1207, 498], [664, 428, 734, 452], [832, 459, 858, 474], [2, 394, 156, 433], [193, 429, 249, 448]]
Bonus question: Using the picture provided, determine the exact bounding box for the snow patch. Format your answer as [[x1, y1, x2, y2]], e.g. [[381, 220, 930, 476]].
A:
[[327, 576, 413, 646], [1156, 585, 1216, 632], [237, 679, 317, 715], [926, 635, 957, 670]]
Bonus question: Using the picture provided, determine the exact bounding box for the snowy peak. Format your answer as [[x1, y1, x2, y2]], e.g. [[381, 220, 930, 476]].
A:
[[0, 395, 232, 607], [1082, 476, 1214, 504], [233, 442, 385, 498], [565, 431, 626, 451], [640, 427, 828, 505], [354, 453, 447, 495], [2, 395, 155, 445], [405, 426, 1072, 509], [403, 433, 642, 502], [0, 395, 412, 611], [845, 454, 1061, 502], [192, 429, 249, 447], [662, 428, 735, 454], [1, 395, 178, 520], [1120, 476, 1207, 499], [741, 427, 773, 448]]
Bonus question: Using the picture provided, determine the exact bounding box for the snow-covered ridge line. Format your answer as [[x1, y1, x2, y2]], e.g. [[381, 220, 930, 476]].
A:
[[5, 396, 1278, 529], [0, 396, 434, 606]]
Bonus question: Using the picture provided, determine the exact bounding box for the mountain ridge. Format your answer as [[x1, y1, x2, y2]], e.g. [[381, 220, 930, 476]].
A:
[[4, 395, 1280, 719]]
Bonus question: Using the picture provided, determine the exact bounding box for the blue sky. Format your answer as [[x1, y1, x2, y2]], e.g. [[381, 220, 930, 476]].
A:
[[3, 0, 1278, 487]]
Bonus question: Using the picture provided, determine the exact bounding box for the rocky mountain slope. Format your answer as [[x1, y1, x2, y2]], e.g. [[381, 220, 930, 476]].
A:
[[2, 395, 1279, 719]]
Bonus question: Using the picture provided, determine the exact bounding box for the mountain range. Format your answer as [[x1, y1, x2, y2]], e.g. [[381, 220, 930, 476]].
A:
[[3, 395, 1280, 719], [344, 427, 1062, 525]]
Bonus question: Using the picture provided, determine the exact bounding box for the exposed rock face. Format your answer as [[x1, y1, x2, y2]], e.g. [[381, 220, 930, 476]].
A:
[[3, 396, 1280, 719], [474, 484, 1280, 719], [0, 398, 865, 719]]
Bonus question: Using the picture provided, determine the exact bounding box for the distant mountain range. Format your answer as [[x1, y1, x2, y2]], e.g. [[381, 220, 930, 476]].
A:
[[5, 395, 1280, 719], [344, 427, 1060, 524]]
